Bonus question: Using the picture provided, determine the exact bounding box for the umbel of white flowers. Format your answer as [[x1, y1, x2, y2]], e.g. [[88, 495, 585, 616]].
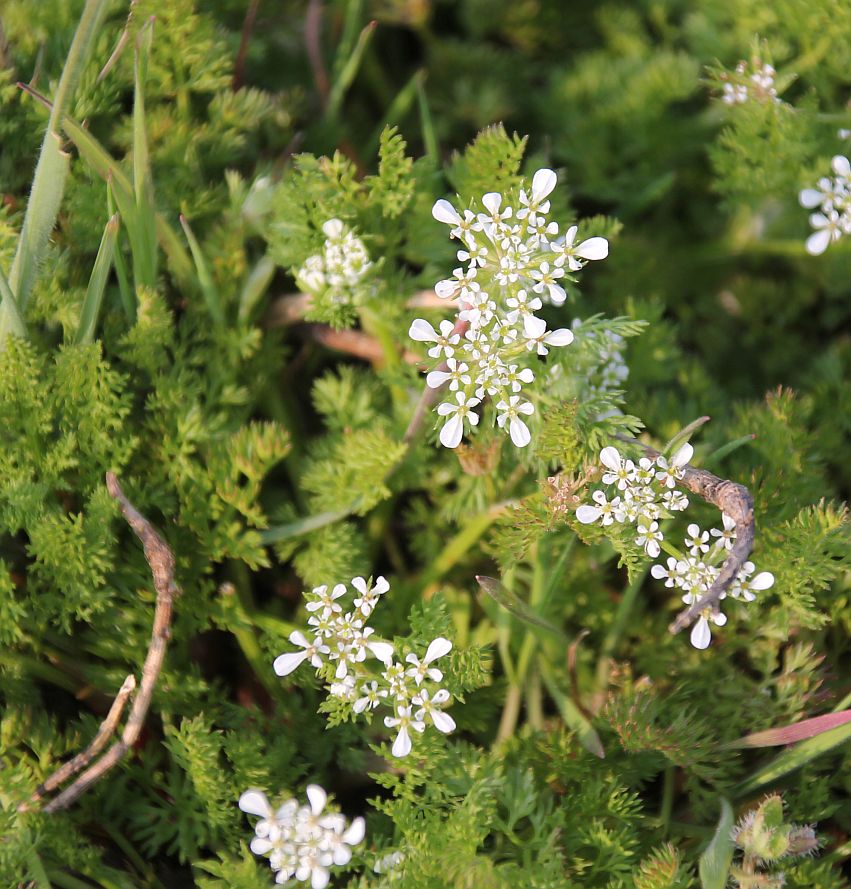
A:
[[409, 168, 608, 449], [273, 576, 456, 757], [295, 218, 372, 302], [239, 786, 365, 888], [576, 445, 774, 649], [799, 155, 851, 256]]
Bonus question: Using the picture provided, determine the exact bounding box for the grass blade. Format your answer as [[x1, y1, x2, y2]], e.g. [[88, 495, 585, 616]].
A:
[[132, 18, 158, 289], [726, 708, 851, 750], [327, 20, 377, 121], [260, 508, 352, 544], [0, 264, 27, 338], [179, 215, 224, 325], [664, 415, 711, 456], [539, 659, 605, 758], [107, 180, 135, 319], [73, 214, 119, 344], [734, 718, 851, 797], [699, 798, 735, 889], [476, 575, 569, 643], [416, 71, 439, 162], [2, 0, 110, 335], [238, 253, 275, 322]]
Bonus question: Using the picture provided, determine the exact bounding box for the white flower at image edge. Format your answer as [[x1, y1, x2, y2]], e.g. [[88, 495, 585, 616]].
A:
[[437, 392, 480, 448]]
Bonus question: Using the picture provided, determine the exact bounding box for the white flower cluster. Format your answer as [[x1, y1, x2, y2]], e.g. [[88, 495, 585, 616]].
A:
[[575, 444, 693, 557], [295, 218, 372, 302], [799, 156, 851, 256], [576, 445, 775, 649], [239, 786, 365, 888], [721, 60, 780, 105], [273, 576, 456, 758], [651, 518, 774, 649], [409, 169, 608, 449]]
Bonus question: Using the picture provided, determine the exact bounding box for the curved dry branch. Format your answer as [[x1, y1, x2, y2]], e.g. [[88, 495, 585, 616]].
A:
[[22, 473, 179, 814]]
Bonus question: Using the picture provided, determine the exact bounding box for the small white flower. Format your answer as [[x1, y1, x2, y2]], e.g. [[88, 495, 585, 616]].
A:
[[576, 489, 622, 526], [636, 519, 662, 558], [273, 631, 330, 677], [405, 637, 452, 685], [436, 392, 481, 448], [654, 443, 693, 488], [305, 583, 346, 614], [651, 557, 685, 588], [710, 514, 737, 551], [408, 318, 461, 359], [384, 705, 425, 757], [425, 357, 471, 391], [523, 314, 574, 355], [730, 562, 774, 601], [351, 575, 390, 616], [690, 608, 728, 650], [495, 395, 535, 447], [353, 680, 386, 713], [382, 661, 411, 701], [661, 489, 689, 512], [685, 523, 710, 556], [412, 688, 456, 734], [600, 446, 635, 490]]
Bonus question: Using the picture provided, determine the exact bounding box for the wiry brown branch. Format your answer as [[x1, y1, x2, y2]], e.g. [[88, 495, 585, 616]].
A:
[[304, 324, 422, 366], [616, 436, 755, 635], [22, 473, 179, 814], [265, 289, 445, 328]]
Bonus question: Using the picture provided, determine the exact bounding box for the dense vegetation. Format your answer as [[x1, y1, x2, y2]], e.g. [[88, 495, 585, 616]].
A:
[[0, 1, 849, 887]]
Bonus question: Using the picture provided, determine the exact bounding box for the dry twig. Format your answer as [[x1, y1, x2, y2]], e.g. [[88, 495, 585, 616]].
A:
[[21, 473, 179, 814], [616, 436, 755, 635], [265, 289, 445, 328]]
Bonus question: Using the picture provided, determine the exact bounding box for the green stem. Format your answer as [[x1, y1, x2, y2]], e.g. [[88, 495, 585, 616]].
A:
[[595, 567, 648, 694]]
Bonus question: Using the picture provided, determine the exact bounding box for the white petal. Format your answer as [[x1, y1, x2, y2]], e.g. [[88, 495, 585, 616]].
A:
[[311, 868, 330, 889], [426, 370, 451, 389], [576, 237, 608, 260], [509, 416, 531, 448], [517, 400, 534, 415], [600, 446, 621, 471], [431, 689, 450, 704], [432, 199, 461, 225], [690, 617, 712, 650], [711, 611, 728, 627], [799, 188, 824, 209], [306, 784, 327, 816], [531, 168, 557, 202], [544, 327, 574, 347], [409, 319, 438, 342], [250, 837, 274, 855], [431, 710, 456, 733], [832, 155, 851, 177], [750, 571, 774, 591], [333, 846, 353, 866], [391, 726, 412, 757], [548, 283, 567, 305], [289, 629, 310, 647], [575, 505, 602, 524], [425, 637, 452, 663], [672, 442, 693, 467], [435, 278, 458, 298], [439, 414, 464, 449], [238, 789, 272, 818], [522, 314, 546, 338], [273, 650, 309, 676], [343, 816, 366, 845], [367, 640, 395, 664], [806, 229, 831, 256], [322, 218, 344, 239], [481, 192, 502, 214]]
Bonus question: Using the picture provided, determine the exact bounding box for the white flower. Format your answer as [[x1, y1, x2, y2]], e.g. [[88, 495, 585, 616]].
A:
[[553, 225, 609, 271], [684, 523, 710, 556], [351, 575, 390, 617], [690, 608, 727, 650], [384, 705, 425, 757], [523, 314, 574, 355], [635, 519, 662, 558], [576, 489, 622, 526], [436, 392, 481, 448], [651, 557, 685, 588], [412, 688, 456, 733], [329, 674, 357, 700], [600, 446, 635, 490], [353, 680, 386, 713], [495, 395, 535, 447], [710, 514, 737, 551], [381, 661, 411, 701], [426, 357, 471, 391], [654, 443, 693, 488], [730, 562, 774, 601], [408, 318, 460, 359], [661, 489, 689, 512], [273, 631, 330, 677], [405, 637, 452, 685], [305, 583, 346, 614], [800, 156, 851, 255]]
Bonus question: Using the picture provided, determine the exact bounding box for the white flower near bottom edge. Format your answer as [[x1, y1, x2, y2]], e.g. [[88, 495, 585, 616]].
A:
[[384, 706, 426, 757], [690, 608, 728, 650], [495, 395, 534, 447], [436, 392, 481, 448]]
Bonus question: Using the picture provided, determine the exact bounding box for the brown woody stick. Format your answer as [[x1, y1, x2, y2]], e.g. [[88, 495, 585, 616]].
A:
[[265, 289, 445, 328], [616, 436, 755, 635], [23, 473, 179, 814]]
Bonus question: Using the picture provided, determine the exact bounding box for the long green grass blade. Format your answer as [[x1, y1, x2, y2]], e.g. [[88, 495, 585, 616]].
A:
[[132, 19, 158, 289], [476, 575, 569, 643], [416, 72, 439, 162], [179, 215, 224, 325], [107, 181, 135, 319], [734, 719, 851, 797], [699, 798, 735, 889], [260, 508, 352, 544], [0, 264, 27, 338], [327, 20, 376, 121], [0, 0, 110, 344], [238, 253, 275, 322], [539, 660, 605, 758], [73, 214, 119, 344]]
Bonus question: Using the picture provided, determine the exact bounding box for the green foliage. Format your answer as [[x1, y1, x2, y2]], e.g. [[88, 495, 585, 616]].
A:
[[0, 0, 850, 887]]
